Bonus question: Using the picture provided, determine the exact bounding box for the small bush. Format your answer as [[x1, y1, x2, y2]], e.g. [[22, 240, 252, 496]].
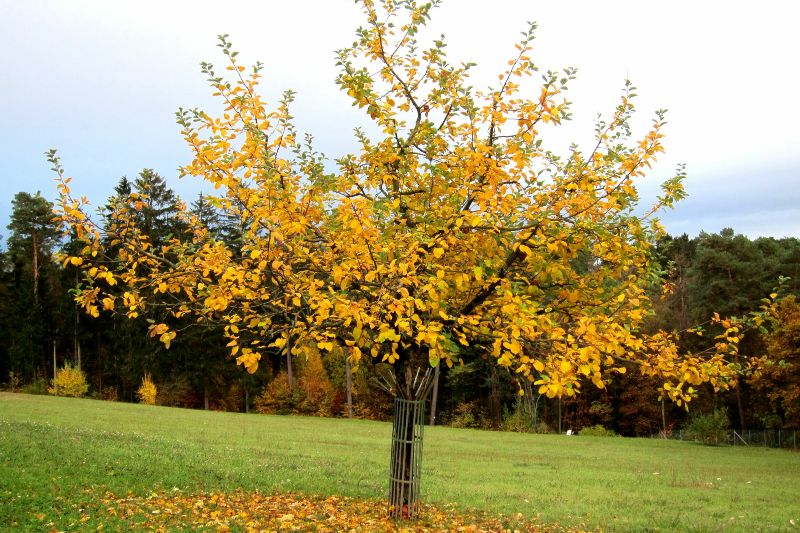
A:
[[686, 408, 729, 445], [254, 373, 302, 415], [501, 398, 537, 432], [6, 372, 21, 392], [49, 363, 89, 398], [449, 401, 484, 429], [212, 379, 244, 412], [579, 424, 617, 437], [21, 375, 49, 395], [156, 377, 195, 407], [297, 351, 335, 416], [99, 386, 118, 402], [136, 373, 158, 405]]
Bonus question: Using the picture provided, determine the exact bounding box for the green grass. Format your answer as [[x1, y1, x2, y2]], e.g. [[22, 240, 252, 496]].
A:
[[1, 392, 798, 531]]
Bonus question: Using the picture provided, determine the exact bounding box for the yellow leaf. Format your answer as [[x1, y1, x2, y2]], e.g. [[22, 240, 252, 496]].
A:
[[273, 337, 287, 350], [150, 323, 168, 337], [159, 331, 176, 349]]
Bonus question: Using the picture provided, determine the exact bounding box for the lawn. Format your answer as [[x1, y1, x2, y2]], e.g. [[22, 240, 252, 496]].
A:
[[1, 392, 798, 531]]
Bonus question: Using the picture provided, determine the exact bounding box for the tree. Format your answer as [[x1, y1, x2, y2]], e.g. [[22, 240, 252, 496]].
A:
[[55, 0, 755, 518], [672, 230, 797, 429], [7, 192, 60, 302], [0, 240, 11, 383], [749, 296, 800, 429], [5, 192, 62, 381]]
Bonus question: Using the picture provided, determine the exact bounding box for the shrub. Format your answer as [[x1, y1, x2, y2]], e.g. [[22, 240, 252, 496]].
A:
[[156, 377, 195, 407], [21, 375, 48, 395], [297, 350, 335, 416], [48, 363, 89, 398], [502, 397, 549, 433], [579, 424, 617, 437], [254, 373, 302, 415], [99, 386, 118, 401], [449, 401, 484, 429], [6, 372, 21, 392], [136, 373, 158, 405], [212, 378, 244, 412], [686, 408, 729, 445]]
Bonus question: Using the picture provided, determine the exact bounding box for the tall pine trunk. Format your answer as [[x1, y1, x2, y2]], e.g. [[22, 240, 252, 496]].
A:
[[32, 230, 39, 302]]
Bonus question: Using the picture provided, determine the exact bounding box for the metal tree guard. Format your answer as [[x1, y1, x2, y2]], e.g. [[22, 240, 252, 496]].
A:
[[389, 397, 425, 519], [378, 366, 435, 520]]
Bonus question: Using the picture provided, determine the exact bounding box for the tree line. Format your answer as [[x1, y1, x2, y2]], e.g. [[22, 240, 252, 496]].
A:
[[2, 176, 798, 434]]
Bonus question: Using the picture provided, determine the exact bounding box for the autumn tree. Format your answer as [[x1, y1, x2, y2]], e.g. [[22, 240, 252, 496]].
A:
[[55, 0, 763, 518], [749, 296, 800, 429], [650, 230, 799, 429]]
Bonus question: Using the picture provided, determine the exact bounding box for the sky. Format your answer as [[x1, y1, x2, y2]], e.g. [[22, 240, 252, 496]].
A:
[[1, 0, 798, 245]]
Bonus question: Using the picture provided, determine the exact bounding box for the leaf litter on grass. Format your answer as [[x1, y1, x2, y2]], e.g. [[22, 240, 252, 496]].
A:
[[84, 489, 593, 532]]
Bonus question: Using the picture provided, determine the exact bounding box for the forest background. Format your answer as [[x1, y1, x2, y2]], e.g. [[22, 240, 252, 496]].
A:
[[2, 183, 799, 435]]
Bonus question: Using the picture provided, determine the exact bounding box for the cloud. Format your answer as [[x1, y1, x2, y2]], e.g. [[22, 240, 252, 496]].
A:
[[656, 162, 800, 237]]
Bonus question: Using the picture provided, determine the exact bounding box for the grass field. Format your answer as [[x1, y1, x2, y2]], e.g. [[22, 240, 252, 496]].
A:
[[1, 392, 798, 531]]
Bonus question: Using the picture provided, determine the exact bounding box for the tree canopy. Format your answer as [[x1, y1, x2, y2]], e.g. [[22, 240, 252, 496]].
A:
[[54, 0, 766, 409]]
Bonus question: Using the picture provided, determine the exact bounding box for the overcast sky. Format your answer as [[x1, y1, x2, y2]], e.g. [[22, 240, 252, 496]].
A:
[[1, 0, 798, 245]]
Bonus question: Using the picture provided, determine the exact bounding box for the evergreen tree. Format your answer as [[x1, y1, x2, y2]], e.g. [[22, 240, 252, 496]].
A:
[[5, 192, 62, 381]]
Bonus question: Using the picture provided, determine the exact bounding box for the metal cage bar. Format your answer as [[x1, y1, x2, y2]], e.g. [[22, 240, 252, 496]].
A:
[[388, 398, 425, 519]]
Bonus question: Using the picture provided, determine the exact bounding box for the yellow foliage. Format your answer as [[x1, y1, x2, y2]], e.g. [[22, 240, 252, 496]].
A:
[[49, 363, 89, 398], [136, 373, 158, 405], [51, 0, 776, 407]]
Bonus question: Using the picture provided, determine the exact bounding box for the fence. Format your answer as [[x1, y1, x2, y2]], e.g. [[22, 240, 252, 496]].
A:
[[656, 429, 799, 449]]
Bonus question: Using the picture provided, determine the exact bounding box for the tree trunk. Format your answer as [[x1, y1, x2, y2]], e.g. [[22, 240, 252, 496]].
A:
[[558, 397, 562, 434], [345, 356, 353, 419], [286, 350, 294, 390], [32, 230, 39, 302], [733, 352, 747, 431], [735, 380, 746, 431], [429, 362, 440, 425], [385, 363, 435, 520], [74, 271, 81, 369], [489, 365, 500, 426]]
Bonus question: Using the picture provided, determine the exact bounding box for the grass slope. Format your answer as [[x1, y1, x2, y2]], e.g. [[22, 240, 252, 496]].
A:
[[1, 392, 798, 531]]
